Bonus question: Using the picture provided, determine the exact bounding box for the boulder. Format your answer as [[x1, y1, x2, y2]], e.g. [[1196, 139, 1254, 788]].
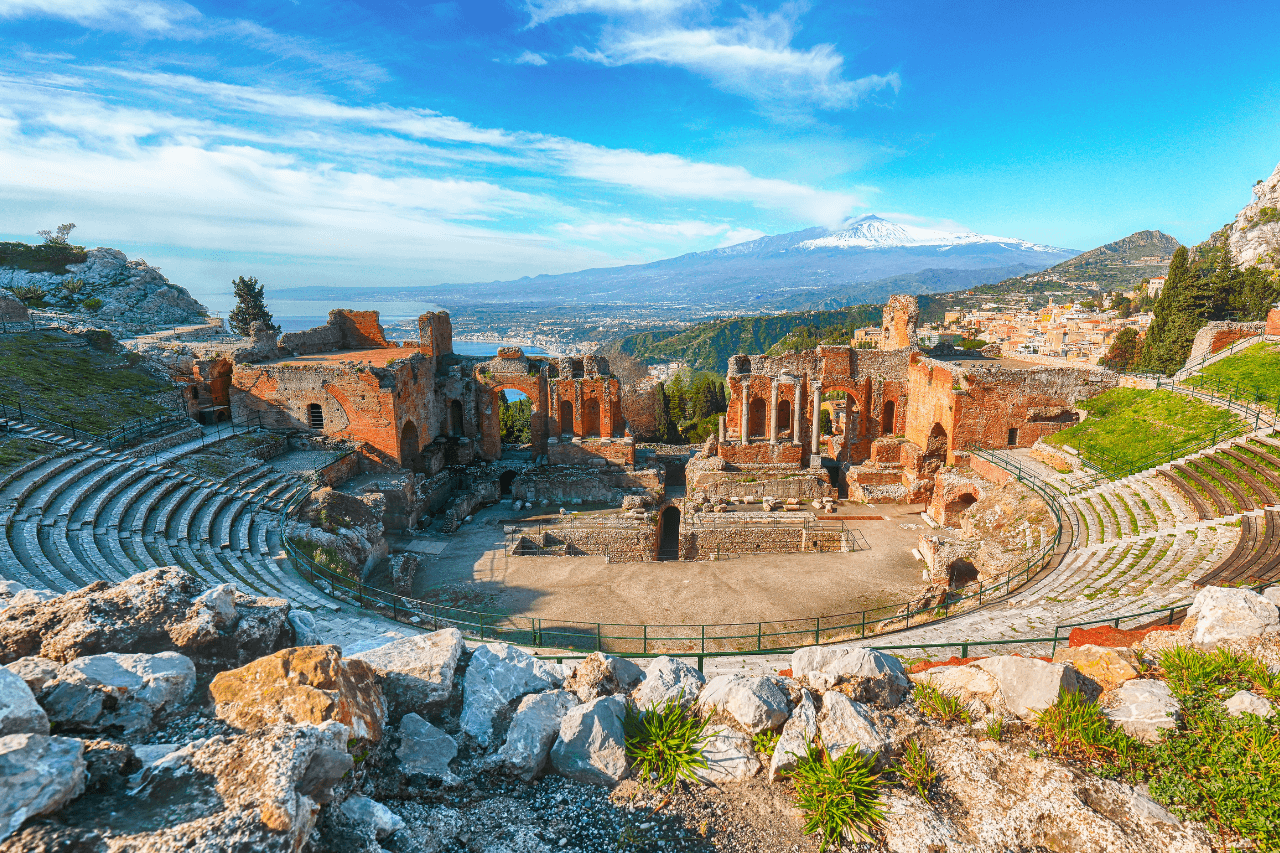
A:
[[769, 688, 817, 781], [340, 796, 405, 841], [1264, 586, 1280, 608], [692, 727, 760, 785], [1103, 680, 1180, 743], [210, 645, 385, 742], [973, 656, 1085, 720], [0, 667, 47, 737], [39, 651, 195, 735], [1, 590, 56, 613], [563, 652, 645, 702], [631, 656, 705, 711], [494, 690, 579, 781], [351, 628, 465, 722], [1052, 644, 1141, 691], [396, 712, 459, 782], [1224, 689, 1275, 719], [0, 734, 86, 842], [1183, 586, 1280, 650], [4, 657, 60, 694], [549, 695, 628, 786], [696, 675, 791, 734], [461, 643, 563, 747], [791, 645, 911, 707], [126, 721, 352, 849], [816, 692, 890, 764], [287, 611, 321, 647], [911, 664, 1005, 719], [0, 568, 292, 673]]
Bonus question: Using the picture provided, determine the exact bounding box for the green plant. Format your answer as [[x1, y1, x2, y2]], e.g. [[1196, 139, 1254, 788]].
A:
[[81, 297, 103, 312], [983, 717, 1005, 742], [7, 283, 47, 306], [60, 278, 85, 296], [752, 729, 780, 758], [1159, 646, 1276, 698], [1036, 689, 1145, 777], [913, 683, 970, 725], [622, 696, 709, 789], [786, 743, 885, 850], [896, 738, 938, 800]]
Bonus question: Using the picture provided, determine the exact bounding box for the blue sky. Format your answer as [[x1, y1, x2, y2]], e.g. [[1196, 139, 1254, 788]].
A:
[[2, 0, 1279, 312]]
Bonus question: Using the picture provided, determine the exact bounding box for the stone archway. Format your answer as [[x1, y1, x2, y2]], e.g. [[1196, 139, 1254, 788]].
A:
[[581, 398, 600, 437], [400, 420, 421, 471], [657, 505, 681, 560], [924, 422, 949, 474], [748, 398, 768, 438], [942, 491, 978, 526], [499, 469, 518, 496]]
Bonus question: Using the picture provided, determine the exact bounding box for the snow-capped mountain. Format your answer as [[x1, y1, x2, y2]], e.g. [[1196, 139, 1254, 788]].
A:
[[795, 215, 1069, 253]]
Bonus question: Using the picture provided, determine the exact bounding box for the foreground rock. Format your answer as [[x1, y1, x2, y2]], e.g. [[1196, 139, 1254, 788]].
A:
[[350, 628, 464, 722], [696, 675, 790, 734], [563, 652, 645, 702], [549, 695, 628, 786], [494, 690, 579, 781], [0, 568, 293, 673], [1052, 644, 1141, 691], [0, 734, 85, 842], [791, 645, 911, 707], [1182, 586, 1280, 650], [0, 667, 47, 737], [461, 643, 564, 747], [769, 688, 817, 781], [396, 712, 459, 783], [817, 692, 890, 764], [1103, 679, 1180, 743], [210, 645, 385, 741], [693, 727, 760, 785], [40, 651, 195, 735], [630, 655, 705, 711]]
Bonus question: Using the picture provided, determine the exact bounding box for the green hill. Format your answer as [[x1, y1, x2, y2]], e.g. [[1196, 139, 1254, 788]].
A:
[[983, 230, 1181, 295], [595, 305, 882, 373]]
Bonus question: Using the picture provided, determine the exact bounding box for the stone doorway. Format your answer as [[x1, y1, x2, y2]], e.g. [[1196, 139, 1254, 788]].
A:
[[400, 420, 421, 471], [657, 506, 681, 561], [499, 469, 518, 496]]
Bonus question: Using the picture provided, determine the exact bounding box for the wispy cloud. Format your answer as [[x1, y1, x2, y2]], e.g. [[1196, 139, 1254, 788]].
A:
[[0, 0, 200, 33], [513, 50, 548, 65], [530, 0, 898, 113]]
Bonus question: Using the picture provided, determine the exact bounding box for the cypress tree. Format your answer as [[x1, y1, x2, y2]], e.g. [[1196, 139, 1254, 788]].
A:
[[653, 382, 671, 443], [1139, 247, 1195, 375], [228, 275, 279, 336]]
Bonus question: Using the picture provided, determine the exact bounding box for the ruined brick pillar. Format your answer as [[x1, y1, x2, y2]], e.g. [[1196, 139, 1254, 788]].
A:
[[417, 312, 453, 359], [810, 382, 821, 460], [769, 379, 779, 444], [739, 378, 749, 446], [791, 382, 800, 443], [718, 415, 726, 443]]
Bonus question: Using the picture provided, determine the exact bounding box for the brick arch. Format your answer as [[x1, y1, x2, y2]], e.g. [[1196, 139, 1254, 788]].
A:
[[400, 419, 421, 471], [474, 366, 549, 460]]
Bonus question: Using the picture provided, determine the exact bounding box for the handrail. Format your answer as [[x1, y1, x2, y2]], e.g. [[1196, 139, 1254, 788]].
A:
[[1175, 332, 1263, 378]]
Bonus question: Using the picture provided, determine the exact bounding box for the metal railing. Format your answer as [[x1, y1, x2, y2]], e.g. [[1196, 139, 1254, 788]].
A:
[[1175, 333, 1263, 379], [283, 446, 1067, 655], [0, 390, 192, 450]]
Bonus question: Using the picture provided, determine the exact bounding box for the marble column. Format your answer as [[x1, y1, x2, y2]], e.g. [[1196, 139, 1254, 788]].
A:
[[791, 383, 801, 444], [810, 382, 822, 455], [769, 379, 779, 444], [740, 379, 749, 446]]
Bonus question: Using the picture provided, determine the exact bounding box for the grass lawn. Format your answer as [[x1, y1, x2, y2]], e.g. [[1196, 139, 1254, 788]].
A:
[[0, 436, 57, 476], [1045, 388, 1242, 472], [1188, 342, 1280, 404], [0, 330, 172, 434]]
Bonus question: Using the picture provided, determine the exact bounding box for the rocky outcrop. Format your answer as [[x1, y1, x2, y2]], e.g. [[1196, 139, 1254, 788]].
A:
[[1103, 679, 1181, 743], [630, 655, 704, 710], [460, 643, 564, 747], [0, 568, 294, 674], [0, 668, 47, 737], [350, 628, 464, 723], [38, 651, 195, 735], [210, 645, 386, 742], [562, 652, 644, 703], [548, 695, 628, 786], [0, 247, 207, 326], [696, 674, 791, 734], [395, 712, 458, 783], [0, 734, 85, 841], [1226, 159, 1280, 268]]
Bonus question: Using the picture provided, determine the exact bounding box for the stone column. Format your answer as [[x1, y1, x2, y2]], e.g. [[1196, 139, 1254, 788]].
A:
[[739, 379, 749, 445], [791, 383, 800, 444], [810, 382, 822, 456], [769, 379, 779, 444], [718, 415, 726, 443]]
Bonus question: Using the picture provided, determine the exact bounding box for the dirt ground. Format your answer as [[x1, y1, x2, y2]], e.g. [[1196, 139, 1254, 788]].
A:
[[391, 502, 930, 631]]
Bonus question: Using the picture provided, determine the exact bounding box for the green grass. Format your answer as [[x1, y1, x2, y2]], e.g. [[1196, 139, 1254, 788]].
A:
[[1190, 342, 1280, 404], [895, 738, 938, 800], [913, 682, 971, 725], [1046, 388, 1243, 474], [786, 743, 885, 850], [0, 331, 169, 433], [1037, 689, 1145, 778], [622, 695, 709, 789], [0, 436, 55, 476]]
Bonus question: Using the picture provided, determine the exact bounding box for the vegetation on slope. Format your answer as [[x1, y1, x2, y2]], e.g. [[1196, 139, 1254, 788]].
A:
[[597, 305, 882, 373], [1045, 388, 1242, 470], [984, 230, 1181, 295], [0, 330, 170, 433], [0, 436, 56, 476], [0, 240, 88, 276], [1186, 341, 1280, 405]]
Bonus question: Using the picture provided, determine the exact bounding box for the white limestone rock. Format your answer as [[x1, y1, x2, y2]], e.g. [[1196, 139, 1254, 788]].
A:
[[791, 645, 911, 707], [495, 690, 579, 781], [563, 652, 645, 702], [817, 692, 890, 764], [911, 664, 1006, 719], [549, 695, 628, 787], [1103, 680, 1180, 743], [631, 656, 705, 711], [0, 734, 86, 842], [973, 656, 1084, 721], [39, 651, 196, 734], [769, 688, 817, 781], [0, 667, 48, 737], [1224, 689, 1275, 719], [341, 795, 406, 841], [397, 712, 459, 783], [353, 628, 465, 722], [192, 583, 238, 628], [1263, 586, 1280, 608], [4, 657, 61, 695], [287, 610, 321, 646], [692, 727, 760, 785], [461, 642, 562, 746], [1184, 586, 1280, 650], [696, 675, 791, 734]]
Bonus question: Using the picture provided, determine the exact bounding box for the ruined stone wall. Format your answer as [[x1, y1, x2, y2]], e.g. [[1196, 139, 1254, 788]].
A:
[[716, 442, 806, 466], [880, 295, 920, 351], [682, 526, 805, 559], [620, 377, 663, 440], [532, 525, 656, 562], [441, 480, 500, 532], [333, 310, 391, 348], [547, 438, 636, 466], [1184, 320, 1267, 367], [418, 311, 454, 359], [691, 474, 831, 501], [548, 376, 624, 439], [1268, 305, 1280, 339], [474, 348, 548, 460], [967, 456, 1014, 488]]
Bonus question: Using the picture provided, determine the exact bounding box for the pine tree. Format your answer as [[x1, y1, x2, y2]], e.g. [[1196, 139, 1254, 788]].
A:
[[1103, 327, 1141, 371], [716, 382, 727, 412], [653, 382, 672, 443], [1138, 246, 1195, 375], [228, 275, 279, 336]]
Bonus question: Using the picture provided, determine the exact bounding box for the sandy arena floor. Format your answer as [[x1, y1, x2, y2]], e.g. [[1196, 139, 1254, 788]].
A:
[[386, 502, 931, 629]]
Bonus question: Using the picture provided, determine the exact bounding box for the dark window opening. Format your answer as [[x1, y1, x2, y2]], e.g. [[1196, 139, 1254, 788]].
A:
[[499, 470, 518, 496], [307, 403, 323, 430], [1008, 427, 1019, 446], [882, 400, 895, 434], [450, 400, 464, 437], [657, 506, 681, 560]]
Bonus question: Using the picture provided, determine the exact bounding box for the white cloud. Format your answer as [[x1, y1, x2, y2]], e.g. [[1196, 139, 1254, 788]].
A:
[[0, 0, 199, 32], [525, 0, 702, 26], [514, 50, 548, 66], [555, 217, 736, 241], [717, 227, 766, 246]]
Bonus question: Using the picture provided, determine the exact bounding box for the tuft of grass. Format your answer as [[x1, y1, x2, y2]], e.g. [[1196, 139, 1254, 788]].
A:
[[896, 738, 938, 800], [1159, 646, 1277, 699], [913, 682, 971, 725], [623, 696, 709, 789], [1036, 689, 1145, 777], [751, 729, 780, 758], [786, 742, 884, 851], [983, 717, 1005, 742]]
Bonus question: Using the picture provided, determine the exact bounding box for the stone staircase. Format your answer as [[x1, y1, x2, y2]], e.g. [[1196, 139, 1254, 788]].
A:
[[0, 419, 416, 651]]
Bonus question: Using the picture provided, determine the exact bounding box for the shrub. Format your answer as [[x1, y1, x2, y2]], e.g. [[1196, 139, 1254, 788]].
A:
[[752, 729, 779, 758], [983, 717, 1005, 742], [1036, 689, 1144, 777], [786, 743, 884, 850], [81, 297, 103, 312], [913, 683, 970, 725], [6, 284, 47, 306], [896, 738, 938, 799], [622, 696, 709, 789]]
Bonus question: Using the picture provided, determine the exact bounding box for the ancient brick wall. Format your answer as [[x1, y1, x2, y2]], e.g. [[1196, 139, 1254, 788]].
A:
[[549, 376, 624, 439], [536, 525, 657, 562], [620, 377, 663, 440], [547, 438, 636, 466], [717, 443, 805, 465], [441, 480, 500, 532], [333, 309, 391, 348], [418, 311, 454, 359], [1184, 320, 1267, 367], [474, 348, 549, 459], [968, 456, 1014, 487], [682, 526, 805, 559], [880, 295, 920, 350], [1268, 305, 1280, 339]]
